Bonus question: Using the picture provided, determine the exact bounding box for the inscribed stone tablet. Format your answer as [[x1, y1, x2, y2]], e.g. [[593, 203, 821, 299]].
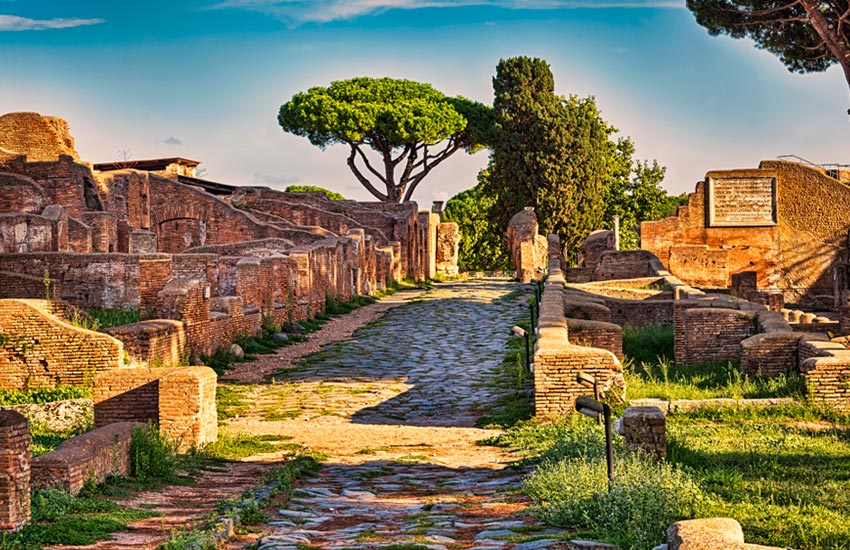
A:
[[707, 176, 777, 227]]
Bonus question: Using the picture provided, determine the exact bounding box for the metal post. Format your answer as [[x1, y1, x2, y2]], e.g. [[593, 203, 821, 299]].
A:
[[529, 302, 536, 333], [524, 331, 531, 373], [603, 403, 613, 490]]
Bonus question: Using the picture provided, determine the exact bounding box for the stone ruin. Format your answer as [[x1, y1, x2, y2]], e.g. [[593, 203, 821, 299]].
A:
[[512, 158, 850, 550], [506, 207, 548, 283], [0, 111, 462, 528]]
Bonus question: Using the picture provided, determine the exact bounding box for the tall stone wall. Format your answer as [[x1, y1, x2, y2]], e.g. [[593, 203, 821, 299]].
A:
[[0, 299, 123, 390]]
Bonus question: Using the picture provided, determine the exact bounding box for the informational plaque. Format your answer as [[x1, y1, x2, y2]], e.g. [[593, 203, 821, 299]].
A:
[[707, 176, 777, 227]]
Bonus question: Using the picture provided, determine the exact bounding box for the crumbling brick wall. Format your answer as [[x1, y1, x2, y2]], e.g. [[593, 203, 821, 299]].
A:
[[31, 422, 136, 495], [435, 222, 459, 276], [534, 235, 625, 416], [642, 161, 850, 302], [0, 253, 142, 308], [156, 278, 211, 357], [0, 173, 46, 214], [506, 208, 548, 283], [0, 299, 123, 390], [0, 410, 29, 532], [94, 366, 218, 452], [0, 113, 79, 162], [566, 318, 623, 361], [106, 320, 186, 368], [674, 304, 758, 365]]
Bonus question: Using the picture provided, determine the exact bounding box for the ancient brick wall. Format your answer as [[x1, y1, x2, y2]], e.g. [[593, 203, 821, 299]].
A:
[[643, 161, 850, 302], [0, 173, 46, 214], [31, 422, 135, 495], [106, 320, 186, 368], [741, 332, 805, 377], [580, 230, 615, 270], [94, 366, 218, 452], [0, 299, 123, 390], [676, 306, 758, 365], [139, 254, 172, 315], [80, 212, 118, 253], [149, 175, 328, 253], [0, 253, 141, 308], [593, 250, 658, 281], [563, 298, 612, 323], [0, 214, 54, 253], [0, 155, 102, 220], [67, 217, 92, 252], [0, 410, 29, 532], [0, 113, 79, 162], [605, 298, 674, 328], [156, 278, 211, 357], [623, 406, 666, 459], [419, 212, 438, 280], [566, 318, 623, 361], [533, 237, 625, 417]]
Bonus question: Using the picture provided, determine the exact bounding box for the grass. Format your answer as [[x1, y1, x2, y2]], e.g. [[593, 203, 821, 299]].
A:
[[475, 315, 535, 429], [201, 431, 296, 461], [67, 307, 141, 332], [0, 488, 156, 550], [216, 384, 252, 421], [0, 386, 91, 405], [499, 323, 850, 550], [623, 324, 806, 401]]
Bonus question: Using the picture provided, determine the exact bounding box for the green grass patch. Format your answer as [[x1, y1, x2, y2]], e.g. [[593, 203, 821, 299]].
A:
[[0, 386, 91, 406], [0, 488, 156, 550], [68, 307, 140, 332], [200, 431, 287, 461], [622, 324, 805, 401], [475, 316, 534, 429], [216, 384, 252, 421]]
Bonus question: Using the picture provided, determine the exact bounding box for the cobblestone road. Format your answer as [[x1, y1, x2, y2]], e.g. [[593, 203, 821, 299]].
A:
[[231, 279, 582, 550]]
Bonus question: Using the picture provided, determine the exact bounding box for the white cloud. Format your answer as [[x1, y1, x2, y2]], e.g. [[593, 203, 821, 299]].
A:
[[0, 14, 104, 31], [212, 0, 684, 24]]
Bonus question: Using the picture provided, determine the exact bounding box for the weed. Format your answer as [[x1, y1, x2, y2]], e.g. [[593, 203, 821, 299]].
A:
[[0, 385, 91, 405], [130, 424, 180, 485], [201, 431, 284, 461]]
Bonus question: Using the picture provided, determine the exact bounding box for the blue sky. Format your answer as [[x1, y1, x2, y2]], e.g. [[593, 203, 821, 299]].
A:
[[1, 0, 847, 206]]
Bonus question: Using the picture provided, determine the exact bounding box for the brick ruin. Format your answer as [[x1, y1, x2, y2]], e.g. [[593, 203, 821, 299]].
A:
[[641, 160, 850, 306], [0, 112, 458, 377], [506, 207, 548, 283], [0, 111, 460, 523]]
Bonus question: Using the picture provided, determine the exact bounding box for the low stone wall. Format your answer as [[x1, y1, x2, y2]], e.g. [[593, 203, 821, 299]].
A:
[[0, 299, 123, 390], [563, 298, 611, 323], [31, 422, 136, 495], [667, 518, 784, 550], [93, 366, 217, 451], [0, 410, 29, 532], [533, 235, 625, 417], [566, 318, 623, 361], [674, 300, 760, 365]]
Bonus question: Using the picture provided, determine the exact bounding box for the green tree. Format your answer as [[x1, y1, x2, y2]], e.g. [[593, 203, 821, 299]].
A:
[[603, 137, 684, 250], [278, 77, 491, 203], [687, 0, 850, 101], [284, 185, 346, 200], [487, 57, 610, 258], [442, 170, 511, 272]]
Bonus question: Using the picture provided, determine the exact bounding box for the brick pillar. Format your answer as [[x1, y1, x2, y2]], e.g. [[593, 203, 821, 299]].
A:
[[0, 411, 30, 531], [623, 406, 666, 459]]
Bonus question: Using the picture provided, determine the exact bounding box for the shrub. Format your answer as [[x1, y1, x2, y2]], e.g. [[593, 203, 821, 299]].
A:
[[130, 424, 180, 483], [525, 453, 705, 550]]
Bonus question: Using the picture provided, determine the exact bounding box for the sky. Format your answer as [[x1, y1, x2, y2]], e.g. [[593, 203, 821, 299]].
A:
[[1, 0, 848, 207]]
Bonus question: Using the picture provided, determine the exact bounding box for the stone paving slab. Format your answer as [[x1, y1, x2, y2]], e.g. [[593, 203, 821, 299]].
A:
[[231, 279, 588, 549]]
